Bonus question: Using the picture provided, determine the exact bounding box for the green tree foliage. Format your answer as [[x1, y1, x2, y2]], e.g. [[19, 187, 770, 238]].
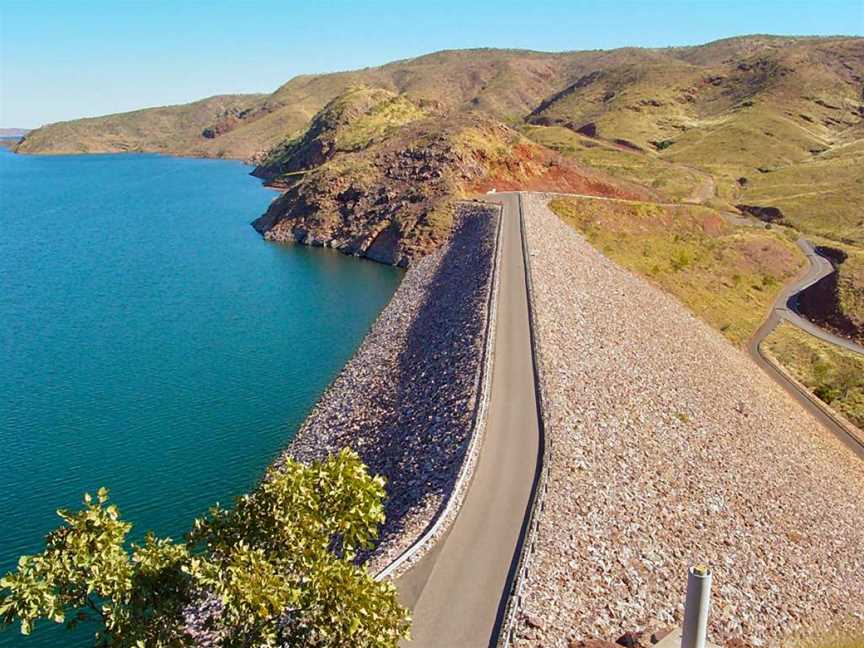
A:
[[813, 357, 864, 405], [0, 449, 410, 647]]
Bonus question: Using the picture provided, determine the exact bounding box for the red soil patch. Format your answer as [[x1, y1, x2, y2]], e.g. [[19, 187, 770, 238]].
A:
[[732, 237, 801, 276], [468, 145, 656, 202], [699, 211, 729, 236]]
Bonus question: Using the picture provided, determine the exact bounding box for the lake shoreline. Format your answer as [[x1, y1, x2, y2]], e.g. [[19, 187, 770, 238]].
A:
[[0, 150, 405, 648]]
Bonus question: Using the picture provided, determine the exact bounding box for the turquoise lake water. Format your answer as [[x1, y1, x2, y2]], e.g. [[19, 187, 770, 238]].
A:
[[0, 149, 401, 645]]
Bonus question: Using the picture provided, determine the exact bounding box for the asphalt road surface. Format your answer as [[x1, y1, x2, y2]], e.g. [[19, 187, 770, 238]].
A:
[[395, 202, 863, 648], [748, 238, 864, 457], [396, 192, 542, 647], [776, 239, 863, 355]]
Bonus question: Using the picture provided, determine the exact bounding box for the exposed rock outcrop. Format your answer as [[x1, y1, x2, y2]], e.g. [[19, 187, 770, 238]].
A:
[[251, 88, 651, 266], [251, 111, 469, 266], [201, 104, 273, 139], [735, 203, 785, 223]]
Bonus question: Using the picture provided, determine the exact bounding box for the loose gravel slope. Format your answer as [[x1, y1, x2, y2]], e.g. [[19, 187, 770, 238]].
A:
[[283, 203, 499, 572], [513, 194, 864, 647]]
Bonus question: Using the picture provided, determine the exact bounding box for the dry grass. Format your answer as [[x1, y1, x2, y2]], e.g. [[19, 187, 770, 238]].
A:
[[739, 143, 864, 247], [660, 109, 826, 195], [838, 249, 864, 330], [791, 628, 864, 648], [549, 197, 805, 346], [762, 322, 864, 430], [810, 639, 864, 648], [336, 94, 426, 151], [521, 125, 704, 202], [16, 94, 268, 157]]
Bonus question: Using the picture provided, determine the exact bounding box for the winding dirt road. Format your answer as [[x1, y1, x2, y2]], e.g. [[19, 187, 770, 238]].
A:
[[396, 193, 541, 647]]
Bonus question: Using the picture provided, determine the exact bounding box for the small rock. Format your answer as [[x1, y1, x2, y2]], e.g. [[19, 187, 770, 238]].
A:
[[569, 641, 620, 648], [616, 631, 647, 647], [525, 613, 545, 629], [725, 640, 754, 648], [650, 627, 674, 644]]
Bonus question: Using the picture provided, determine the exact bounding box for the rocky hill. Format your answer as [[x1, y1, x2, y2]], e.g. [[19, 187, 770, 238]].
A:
[[15, 48, 583, 160], [251, 86, 650, 265], [16, 95, 268, 157], [0, 128, 29, 138], [14, 36, 864, 288]]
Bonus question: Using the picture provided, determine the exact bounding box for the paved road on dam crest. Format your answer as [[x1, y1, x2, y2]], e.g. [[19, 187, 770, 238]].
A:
[[396, 193, 542, 647]]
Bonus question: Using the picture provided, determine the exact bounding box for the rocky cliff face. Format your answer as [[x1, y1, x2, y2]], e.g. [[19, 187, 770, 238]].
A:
[[14, 37, 863, 258], [252, 127, 459, 266], [251, 87, 649, 266]]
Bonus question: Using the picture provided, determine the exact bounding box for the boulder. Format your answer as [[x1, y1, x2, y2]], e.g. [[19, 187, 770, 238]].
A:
[[576, 122, 598, 137], [616, 631, 648, 647], [725, 640, 755, 648], [736, 204, 785, 223]]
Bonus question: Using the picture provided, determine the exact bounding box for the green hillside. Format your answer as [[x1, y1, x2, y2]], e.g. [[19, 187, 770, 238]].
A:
[[27, 35, 860, 247], [15, 36, 864, 328]]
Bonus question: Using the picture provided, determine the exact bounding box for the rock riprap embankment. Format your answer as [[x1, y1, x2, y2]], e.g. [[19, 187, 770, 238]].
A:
[[512, 194, 864, 647], [282, 202, 499, 571]]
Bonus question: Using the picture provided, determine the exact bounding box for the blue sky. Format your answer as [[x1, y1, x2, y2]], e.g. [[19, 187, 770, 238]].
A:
[[1, 0, 862, 128]]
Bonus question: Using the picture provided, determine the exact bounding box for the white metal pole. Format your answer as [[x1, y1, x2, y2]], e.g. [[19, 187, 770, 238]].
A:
[[681, 564, 712, 648]]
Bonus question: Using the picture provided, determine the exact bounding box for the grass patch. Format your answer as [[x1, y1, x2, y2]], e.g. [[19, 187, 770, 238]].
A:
[[453, 125, 518, 163], [317, 154, 378, 185], [739, 143, 864, 247], [792, 629, 864, 648], [336, 94, 426, 151], [661, 109, 822, 177], [763, 322, 864, 430], [258, 86, 426, 176], [838, 248, 864, 330], [522, 125, 703, 202], [797, 639, 864, 648], [550, 197, 805, 346]]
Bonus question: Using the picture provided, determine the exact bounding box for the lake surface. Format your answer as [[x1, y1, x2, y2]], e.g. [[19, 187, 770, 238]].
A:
[[0, 150, 401, 645]]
